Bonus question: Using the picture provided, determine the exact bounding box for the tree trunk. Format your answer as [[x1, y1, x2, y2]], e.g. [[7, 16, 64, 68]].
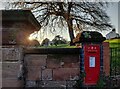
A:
[[67, 19, 75, 46]]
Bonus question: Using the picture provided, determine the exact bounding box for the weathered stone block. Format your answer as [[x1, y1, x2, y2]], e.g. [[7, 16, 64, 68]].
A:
[[53, 68, 80, 81], [2, 79, 23, 87], [63, 62, 80, 68], [47, 57, 61, 69], [0, 48, 2, 62], [0, 62, 2, 70], [2, 48, 21, 61], [26, 66, 41, 80], [42, 69, 52, 80], [117, 78, 120, 87], [38, 80, 66, 88], [66, 81, 77, 89], [61, 54, 79, 63], [24, 55, 47, 67], [0, 82, 2, 89], [0, 63, 2, 85], [47, 54, 79, 69], [26, 80, 37, 87], [2, 62, 20, 79]]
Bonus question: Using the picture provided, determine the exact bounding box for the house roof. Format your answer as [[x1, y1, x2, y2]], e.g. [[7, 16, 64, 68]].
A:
[[2, 10, 41, 30]]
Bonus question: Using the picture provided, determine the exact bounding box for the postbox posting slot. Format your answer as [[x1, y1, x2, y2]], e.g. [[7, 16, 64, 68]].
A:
[[88, 50, 97, 53]]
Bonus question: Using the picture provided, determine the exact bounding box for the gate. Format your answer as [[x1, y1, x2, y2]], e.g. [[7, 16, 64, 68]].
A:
[[110, 47, 120, 76], [110, 45, 120, 88]]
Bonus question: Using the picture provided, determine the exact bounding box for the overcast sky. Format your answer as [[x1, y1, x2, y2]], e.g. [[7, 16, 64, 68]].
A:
[[97, 2, 119, 39], [105, 2, 118, 33], [118, 1, 120, 34]]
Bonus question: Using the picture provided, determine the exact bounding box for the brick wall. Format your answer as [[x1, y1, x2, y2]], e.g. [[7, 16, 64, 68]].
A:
[[2, 47, 80, 88]]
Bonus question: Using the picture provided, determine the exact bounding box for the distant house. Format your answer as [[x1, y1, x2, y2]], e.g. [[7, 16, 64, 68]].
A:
[[106, 29, 120, 39]]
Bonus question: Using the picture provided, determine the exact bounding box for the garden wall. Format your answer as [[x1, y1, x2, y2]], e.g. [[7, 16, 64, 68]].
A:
[[24, 53, 80, 88], [2, 42, 110, 88]]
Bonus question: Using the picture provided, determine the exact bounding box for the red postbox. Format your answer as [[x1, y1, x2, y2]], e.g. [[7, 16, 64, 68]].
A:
[[84, 44, 100, 85]]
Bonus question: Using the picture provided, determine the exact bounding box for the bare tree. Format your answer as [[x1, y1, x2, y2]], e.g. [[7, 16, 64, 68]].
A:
[[8, 1, 112, 45]]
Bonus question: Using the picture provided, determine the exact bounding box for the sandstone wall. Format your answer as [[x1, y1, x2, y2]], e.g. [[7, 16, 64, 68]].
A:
[[24, 54, 80, 88], [2, 46, 24, 88], [2, 43, 110, 88]]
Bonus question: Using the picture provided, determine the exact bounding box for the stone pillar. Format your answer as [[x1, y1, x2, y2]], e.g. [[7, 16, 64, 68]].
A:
[[2, 46, 24, 88]]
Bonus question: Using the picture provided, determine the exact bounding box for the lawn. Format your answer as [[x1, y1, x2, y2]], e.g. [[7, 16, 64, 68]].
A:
[[104, 38, 120, 48], [39, 38, 120, 48], [38, 44, 76, 48], [104, 38, 120, 43]]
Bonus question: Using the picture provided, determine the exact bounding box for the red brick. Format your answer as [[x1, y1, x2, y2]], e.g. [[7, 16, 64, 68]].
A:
[[102, 42, 109, 47], [103, 44, 110, 50], [103, 51, 110, 55], [26, 66, 41, 80], [24, 55, 47, 67], [103, 46, 109, 49], [2, 62, 20, 79], [42, 69, 52, 80], [103, 50, 109, 53], [103, 55, 110, 76], [102, 42, 110, 76], [53, 68, 80, 81]]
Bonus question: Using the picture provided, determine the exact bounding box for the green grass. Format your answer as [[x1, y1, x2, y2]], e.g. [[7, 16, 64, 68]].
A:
[[104, 38, 120, 48], [38, 44, 76, 48], [104, 38, 120, 43], [38, 38, 120, 48]]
